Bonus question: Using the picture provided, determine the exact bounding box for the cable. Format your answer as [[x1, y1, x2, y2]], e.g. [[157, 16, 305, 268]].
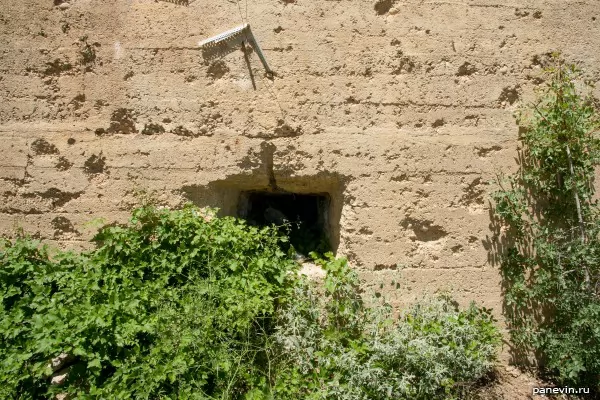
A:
[[233, 0, 286, 119], [265, 77, 287, 119], [236, 0, 245, 24]]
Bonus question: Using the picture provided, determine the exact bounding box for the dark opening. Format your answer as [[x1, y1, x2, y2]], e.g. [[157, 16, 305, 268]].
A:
[[238, 191, 331, 255]]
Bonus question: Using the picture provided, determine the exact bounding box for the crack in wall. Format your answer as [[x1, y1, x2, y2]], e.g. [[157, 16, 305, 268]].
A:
[[262, 142, 279, 192]]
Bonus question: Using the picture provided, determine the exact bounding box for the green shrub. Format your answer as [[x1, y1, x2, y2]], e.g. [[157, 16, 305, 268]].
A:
[[0, 205, 298, 399], [1, 206, 500, 399], [270, 254, 501, 400], [492, 58, 600, 390]]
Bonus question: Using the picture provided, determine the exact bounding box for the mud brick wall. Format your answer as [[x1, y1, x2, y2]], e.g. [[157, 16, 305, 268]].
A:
[[1, 0, 600, 325]]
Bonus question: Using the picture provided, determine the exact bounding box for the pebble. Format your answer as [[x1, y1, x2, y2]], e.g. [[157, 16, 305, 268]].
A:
[[58, 2, 70, 10], [388, 7, 400, 16], [50, 368, 70, 385], [299, 262, 326, 279], [506, 365, 521, 378], [50, 353, 74, 372]]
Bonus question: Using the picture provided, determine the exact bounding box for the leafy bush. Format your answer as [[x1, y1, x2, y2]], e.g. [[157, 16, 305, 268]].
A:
[[270, 254, 501, 400], [1, 206, 500, 399], [1, 205, 298, 399], [492, 58, 600, 389]]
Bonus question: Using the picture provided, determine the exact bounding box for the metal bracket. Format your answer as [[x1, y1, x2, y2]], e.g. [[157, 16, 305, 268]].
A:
[[199, 23, 273, 77]]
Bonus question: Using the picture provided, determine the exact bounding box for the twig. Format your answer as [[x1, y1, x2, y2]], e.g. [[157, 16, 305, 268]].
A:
[[565, 144, 590, 285]]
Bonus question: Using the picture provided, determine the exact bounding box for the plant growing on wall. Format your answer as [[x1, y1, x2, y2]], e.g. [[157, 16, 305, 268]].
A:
[[271, 254, 501, 400], [0, 205, 299, 399], [492, 57, 600, 389], [1, 205, 500, 399]]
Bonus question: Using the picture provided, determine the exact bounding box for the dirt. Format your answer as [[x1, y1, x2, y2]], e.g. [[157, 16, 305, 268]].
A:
[[472, 366, 585, 400]]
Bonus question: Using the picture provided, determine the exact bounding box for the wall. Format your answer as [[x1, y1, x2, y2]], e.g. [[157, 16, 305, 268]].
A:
[[1, 0, 600, 325]]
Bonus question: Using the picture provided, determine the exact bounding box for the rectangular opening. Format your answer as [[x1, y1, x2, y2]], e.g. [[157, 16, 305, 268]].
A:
[[238, 191, 331, 255]]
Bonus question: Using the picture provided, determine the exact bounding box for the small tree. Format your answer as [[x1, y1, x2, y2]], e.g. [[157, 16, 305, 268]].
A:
[[493, 58, 600, 388]]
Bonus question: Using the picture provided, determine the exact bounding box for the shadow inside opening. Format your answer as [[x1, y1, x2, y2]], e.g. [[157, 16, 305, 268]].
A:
[[238, 191, 331, 255]]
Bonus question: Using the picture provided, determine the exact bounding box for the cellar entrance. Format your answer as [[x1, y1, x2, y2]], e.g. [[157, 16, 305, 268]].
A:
[[238, 191, 331, 255]]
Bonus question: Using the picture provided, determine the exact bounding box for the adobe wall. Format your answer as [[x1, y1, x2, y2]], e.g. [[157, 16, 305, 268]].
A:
[[1, 0, 599, 326]]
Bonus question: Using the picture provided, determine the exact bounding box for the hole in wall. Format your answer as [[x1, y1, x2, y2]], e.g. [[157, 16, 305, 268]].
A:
[[238, 191, 331, 255], [179, 168, 346, 254]]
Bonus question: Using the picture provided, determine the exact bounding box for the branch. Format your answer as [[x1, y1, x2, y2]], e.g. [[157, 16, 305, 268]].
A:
[[494, 176, 534, 237], [565, 144, 590, 285]]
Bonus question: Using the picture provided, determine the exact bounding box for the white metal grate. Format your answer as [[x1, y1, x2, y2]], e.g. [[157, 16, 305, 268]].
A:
[[198, 24, 272, 76]]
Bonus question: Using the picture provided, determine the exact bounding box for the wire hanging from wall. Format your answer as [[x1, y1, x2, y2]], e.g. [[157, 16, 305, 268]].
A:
[[198, 0, 286, 119]]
